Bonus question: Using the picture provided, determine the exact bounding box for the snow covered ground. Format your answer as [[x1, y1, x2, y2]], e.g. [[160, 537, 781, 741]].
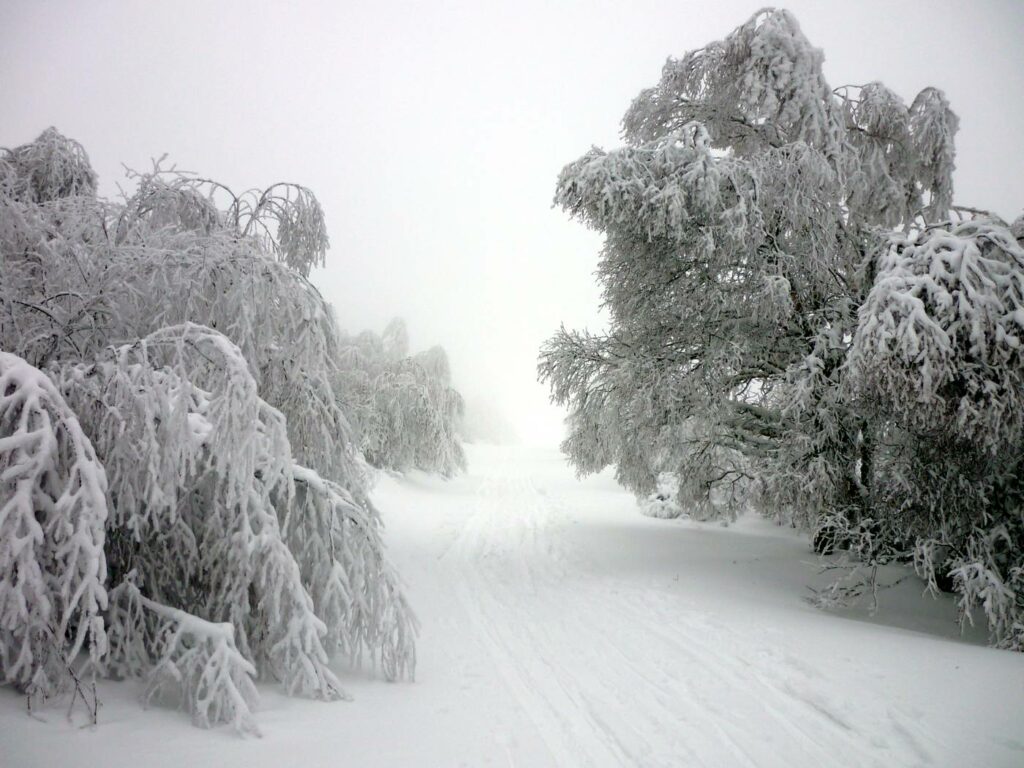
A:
[[2, 444, 1022, 767]]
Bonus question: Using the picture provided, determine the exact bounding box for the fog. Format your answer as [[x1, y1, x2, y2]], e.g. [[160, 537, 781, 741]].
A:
[[3, 0, 1021, 444]]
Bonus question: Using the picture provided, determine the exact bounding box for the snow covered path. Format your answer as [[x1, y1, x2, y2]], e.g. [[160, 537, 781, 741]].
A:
[[2, 444, 1023, 767], [445, 468, 883, 767]]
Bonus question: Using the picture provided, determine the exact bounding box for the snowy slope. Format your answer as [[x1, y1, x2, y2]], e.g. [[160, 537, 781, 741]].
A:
[[2, 444, 1022, 767]]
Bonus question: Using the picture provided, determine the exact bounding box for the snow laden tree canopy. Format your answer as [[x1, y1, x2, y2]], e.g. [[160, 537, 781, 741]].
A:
[[540, 8, 1024, 649], [0, 128, 419, 731], [336, 318, 466, 477]]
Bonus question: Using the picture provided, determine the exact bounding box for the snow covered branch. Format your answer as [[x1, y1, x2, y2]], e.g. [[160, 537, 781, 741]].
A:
[[0, 352, 108, 701]]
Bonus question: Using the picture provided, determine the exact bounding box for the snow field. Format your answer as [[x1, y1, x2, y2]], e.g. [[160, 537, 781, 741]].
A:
[[2, 444, 1022, 767]]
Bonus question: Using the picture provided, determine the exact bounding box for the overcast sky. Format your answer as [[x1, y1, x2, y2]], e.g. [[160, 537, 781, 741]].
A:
[[3, 0, 1022, 444]]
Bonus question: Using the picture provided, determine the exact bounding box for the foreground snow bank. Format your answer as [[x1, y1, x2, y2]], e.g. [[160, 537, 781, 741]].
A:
[[2, 444, 1021, 767]]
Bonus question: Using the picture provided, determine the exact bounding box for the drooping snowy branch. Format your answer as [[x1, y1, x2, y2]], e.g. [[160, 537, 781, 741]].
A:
[[56, 325, 342, 704], [108, 580, 261, 735], [0, 352, 108, 700], [116, 165, 328, 277], [287, 465, 417, 681]]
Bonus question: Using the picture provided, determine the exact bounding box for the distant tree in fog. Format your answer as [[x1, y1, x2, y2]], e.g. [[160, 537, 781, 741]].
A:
[[540, 8, 1024, 650], [336, 318, 466, 477]]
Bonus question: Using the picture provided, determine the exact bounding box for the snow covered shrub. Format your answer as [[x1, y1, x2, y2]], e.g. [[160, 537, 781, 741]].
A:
[[336, 319, 466, 477], [640, 473, 684, 519], [0, 128, 419, 727], [541, 9, 1022, 649], [0, 352, 108, 703]]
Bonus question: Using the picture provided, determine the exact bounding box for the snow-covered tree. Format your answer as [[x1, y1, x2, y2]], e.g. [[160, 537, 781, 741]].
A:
[[0, 128, 418, 728], [336, 319, 466, 477], [541, 9, 1022, 648]]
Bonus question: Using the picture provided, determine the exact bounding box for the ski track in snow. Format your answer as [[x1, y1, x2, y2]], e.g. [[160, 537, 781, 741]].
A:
[[441, 455, 933, 768]]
